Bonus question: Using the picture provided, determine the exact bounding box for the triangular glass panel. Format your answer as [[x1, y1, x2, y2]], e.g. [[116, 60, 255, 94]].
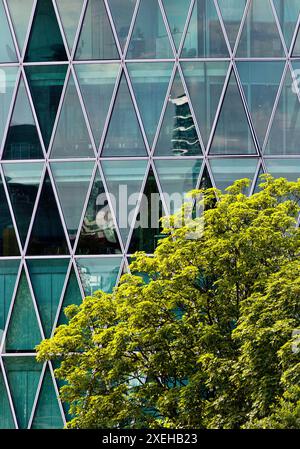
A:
[[0, 260, 19, 347], [25, 0, 67, 62], [127, 62, 174, 147], [128, 0, 173, 58], [57, 268, 82, 326], [5, 272, 42, 352], [155, 159, 202, 214], [75, 0, 119, 60], [3, 357, 42, 429], [217, 0, 247, 51], [25, 64, 68, 150], [292, 22, 300, 56], [51, 162, 94, 246], [181, 61, 229, 148], [75, 63, 119, 146], [155, 70, 202, 156], [107, 0, 137, 51], [3, 78, 44, 160], [210, 70, 257, 155], [55, 0, 85, 51], [0, 67, 18, 148], [6, 0, 34, 54], [273, 0, 300, 51], [237, 61, 284, 147], [76, 171, 122, 255], [128, 168, 164, 254], [253, 165, 265, 194], [0, 178, 19, 257], [102, 160, 148, 245], [0, 370, 15, 428], [199, 165, 213, 189], [76, 257, 123, 295], [27, 172, 69, 256], [237, 0, 285, 57], [265, 65, 300, 155], [265, 158, 300, 181], [0, 3, 17, 62], [162, 0, 191, 50], [102, 74, 147, 157], [182, 0, 229, 58], [27, 259, 69, 338], [51, 75, 93, 158], [31, 369, 63, 429], [210, 157, 259, 192], [3, 162, 43, 246]]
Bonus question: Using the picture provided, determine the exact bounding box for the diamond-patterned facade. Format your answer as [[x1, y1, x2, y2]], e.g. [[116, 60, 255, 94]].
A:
[[0, 0, 300, 428]]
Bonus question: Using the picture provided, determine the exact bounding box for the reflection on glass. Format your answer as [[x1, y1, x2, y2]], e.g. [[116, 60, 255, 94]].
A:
[[182, 0, 229, 58], [6, 0, 34, 54], [210, 157, 258, 192], [107, 0, 137, 50], [273, 0, 300, 50], [210, 71, 257, 155], [265, 66, 300, 155], [58, 269, 82, 325], [0, 180, 19, 257], [0, 67, 18, 149], [128, 0, 173, 59], [162, 0, 191, 50], [3, 79, 43, 160], [217, 0, 247, 50], [77, 172, 122, 255], [75, 0, 119, 60], [0, 3, 17, 62], [56, 0, 85, 51], [155, 71, 201, 156], [76, 257, 122, 295], [265, 158, 300, 181], [237, 0, 285, 57], [3, 163, 43, 245], [0, 260, 19, 345]]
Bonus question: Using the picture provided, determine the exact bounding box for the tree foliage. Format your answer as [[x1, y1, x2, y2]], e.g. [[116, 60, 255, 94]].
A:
[[36, 176, 300, 429]]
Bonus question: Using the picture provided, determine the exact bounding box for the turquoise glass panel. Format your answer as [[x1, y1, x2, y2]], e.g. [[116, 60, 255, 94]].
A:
[[127, 62, 173, 146], [102, 160, 148, 245], [75, 0, 119, 60], [51, 75, 93, 158], [25, 65, 67, 150], [181, 61, 229, 148], [0, 67, 18, 149], [237, 61, 285, 147], [3, 78, 43, 160], [27, 173, 69, 256], [107, 0, 137, 50], [76, 257, 122, 295], [3, 162, 43, 245], [237, 0, 285, 57], [155, 70, 201, 156], [0, 179, 19, 257], [128, 168, 163, 254], [0, 3, 17, 62], [27, 259, 69, 338], [182, 0, 229, 58], [162, 0, 191, 50], [25, 0, 67, 62], [265, 158, 300, 181], [6, 0, 34, 54], [199, 165, 213, 189], [58, 269, 82, 325], [292, 21, 300, 55], [0, 371, 15, 428], [56, 0, 85, 51], [155, 159, 202, 214], [31, 369, 63, 429], [103, 74, 147, 157], [75, 63, 119, 146], [51, 162, 94, 246], [210, 70, 257, 155], [5, 272, 42, 352], [76, 172, 122, 255], [128, 0, 173, 59], [3, 357, 42, 429], [217, 0, 247, 50], [265, 65, 300, 155], [273, 0, 300, 50], [210, 157, 258, 192], [0, 260, 19, 345]]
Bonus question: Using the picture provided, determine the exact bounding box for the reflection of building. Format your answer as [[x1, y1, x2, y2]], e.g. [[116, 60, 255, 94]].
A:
[[171, 95, 200, 156]]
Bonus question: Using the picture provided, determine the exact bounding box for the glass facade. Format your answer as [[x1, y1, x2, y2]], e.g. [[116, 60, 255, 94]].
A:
[[0, 0, 300, 429]]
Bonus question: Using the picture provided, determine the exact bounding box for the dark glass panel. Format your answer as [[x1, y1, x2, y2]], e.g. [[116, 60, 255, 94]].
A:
[[0, 371, 15, 428], [0, 179, 19, 257], [0, 260, 19, 346], [58, 269, 82, 325]]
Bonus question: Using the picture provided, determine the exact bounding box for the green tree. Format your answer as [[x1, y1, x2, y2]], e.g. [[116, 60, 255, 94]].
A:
[[36, 176, 300, 429]]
